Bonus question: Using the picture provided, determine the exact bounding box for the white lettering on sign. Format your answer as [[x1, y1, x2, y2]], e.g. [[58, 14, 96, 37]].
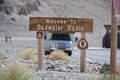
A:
[[46, 19, 78, 24], [37, 24, 44, 30], [37, 24, 64, 31], [67, 25, 85, 32], [46, 19, 66, 24], [37, 24, 85, 32], [70, 19, 77, 24]]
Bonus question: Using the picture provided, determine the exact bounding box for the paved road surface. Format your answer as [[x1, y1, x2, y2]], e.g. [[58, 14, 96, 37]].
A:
[[72, 49, 120, 65], [0, 36, 120, 65]]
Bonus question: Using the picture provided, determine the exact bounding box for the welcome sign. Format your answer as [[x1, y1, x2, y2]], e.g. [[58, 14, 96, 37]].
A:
[[29, 17, 93, 33]]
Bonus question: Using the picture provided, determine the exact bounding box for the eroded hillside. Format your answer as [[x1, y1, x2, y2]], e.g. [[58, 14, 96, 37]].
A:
[[0, 0, 112, 47]]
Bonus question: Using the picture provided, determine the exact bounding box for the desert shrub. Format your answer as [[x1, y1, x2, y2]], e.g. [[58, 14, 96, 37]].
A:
[[0, 50, 7, 59], [0, 62, 35, 80], [100, 75, 120, 80], [18, 48, 33, 59], [49, 50, 69, 60], [100, 75, 111, 80], [74, 75, 119, 80]]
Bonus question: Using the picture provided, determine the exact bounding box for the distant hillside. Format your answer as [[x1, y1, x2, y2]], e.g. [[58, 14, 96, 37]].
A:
[[0, 0, 112, 47]]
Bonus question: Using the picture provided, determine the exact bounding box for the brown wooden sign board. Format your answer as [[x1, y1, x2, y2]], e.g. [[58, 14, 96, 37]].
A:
[[29, 17, 93, 33]]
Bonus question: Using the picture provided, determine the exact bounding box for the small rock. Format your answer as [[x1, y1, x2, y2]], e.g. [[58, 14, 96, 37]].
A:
[[11, 18, 16, 21], [67, 64, 76, 70], [86, 58, 98, 64], [56, 67, 66, 72], [98, 65, 102, 70], [47, 64, 55, 70], [93, 66, 99, 71], [0, 64, 6, 68]]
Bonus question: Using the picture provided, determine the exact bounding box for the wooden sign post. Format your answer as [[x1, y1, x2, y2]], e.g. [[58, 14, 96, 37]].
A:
[[80, 49, 86, 72], [29, 17, 93, 70], [36, 32, 44, 70], [77, 32, 88, 72], [110, 0, 117, 77]]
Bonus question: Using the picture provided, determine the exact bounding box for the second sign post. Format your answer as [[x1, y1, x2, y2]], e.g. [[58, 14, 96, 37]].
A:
[[36, 31, 44, 70]]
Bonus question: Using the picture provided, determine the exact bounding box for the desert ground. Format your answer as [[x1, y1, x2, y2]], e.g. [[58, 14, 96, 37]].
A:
[[0, 36, 120, 80]]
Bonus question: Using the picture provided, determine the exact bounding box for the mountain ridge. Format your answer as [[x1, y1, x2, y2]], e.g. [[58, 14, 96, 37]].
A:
[[0, 0, 112, 47]]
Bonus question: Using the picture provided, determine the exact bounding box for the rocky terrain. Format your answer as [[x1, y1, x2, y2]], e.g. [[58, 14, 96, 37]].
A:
[[0, 47, 107, 80], [0, 48, 120, 80], [0, 40, 120, 80], [0, 0, 114, 47]]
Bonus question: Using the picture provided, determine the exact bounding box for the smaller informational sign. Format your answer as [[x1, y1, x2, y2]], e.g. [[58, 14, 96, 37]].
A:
[[36, 32, 43, 39], [77, 38, 88, 50]]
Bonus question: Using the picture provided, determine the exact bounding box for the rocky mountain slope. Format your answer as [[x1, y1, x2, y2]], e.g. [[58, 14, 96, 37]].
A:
[[0, 0, 112, 47]]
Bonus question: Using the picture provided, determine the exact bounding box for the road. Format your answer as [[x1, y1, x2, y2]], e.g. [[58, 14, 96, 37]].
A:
[[0, 35, 120, 65], [71, 48, 120, 65]]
